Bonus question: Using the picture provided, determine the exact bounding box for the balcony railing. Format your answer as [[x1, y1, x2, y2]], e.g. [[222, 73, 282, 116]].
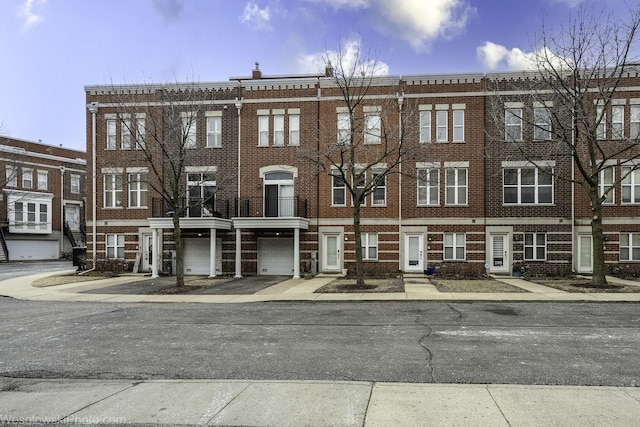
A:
[[152, 198, 231, 219], [235, 196, 308, 218]]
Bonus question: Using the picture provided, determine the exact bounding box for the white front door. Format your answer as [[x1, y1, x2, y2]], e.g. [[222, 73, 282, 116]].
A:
[[322, 234, 341, 272], [578, 235, 593, 274], [489, 233, 510, 274], [142, 234, 153, 272], [404, 234, 424, 272]]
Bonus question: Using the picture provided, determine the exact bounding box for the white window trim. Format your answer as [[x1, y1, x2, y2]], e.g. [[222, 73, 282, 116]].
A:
[[289, 113, 300, 146], [362, 232, 378, 261], [37, 170, 48, 191], [206, 115, 222, 148], [22, 168, 33, 189], [452, 109, 464, 143], [619, 232, 640, 262], [106, 234, 125, 259], [444, 232, 466, 261], [331, 172, 346, 207], [70, 174, 80, 194], [128, 172, 148, 208], [419, 110, 432, 143], [503, 166, 554, 205], [417, 167, 440, 206], [444, 167, 468, 206], [6, 190, 53, 234]]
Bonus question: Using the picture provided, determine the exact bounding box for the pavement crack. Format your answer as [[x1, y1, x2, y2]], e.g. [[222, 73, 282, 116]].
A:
[[446, 303, 463, 320], [487, 387, 513, 427], [415, 310, 436, 383]]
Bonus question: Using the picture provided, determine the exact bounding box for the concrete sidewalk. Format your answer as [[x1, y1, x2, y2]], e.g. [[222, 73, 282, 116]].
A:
[[1, 377, 639, 426], [2, 270, 640, 303]]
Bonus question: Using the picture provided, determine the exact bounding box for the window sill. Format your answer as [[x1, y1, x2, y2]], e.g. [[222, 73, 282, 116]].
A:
[[417, 204, 441, 207]]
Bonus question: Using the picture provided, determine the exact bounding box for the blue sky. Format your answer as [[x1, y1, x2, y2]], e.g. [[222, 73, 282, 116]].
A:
[[0, 0, 625, 151]]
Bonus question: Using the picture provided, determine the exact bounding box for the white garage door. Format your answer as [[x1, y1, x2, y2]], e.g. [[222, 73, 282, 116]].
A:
[[258, 238, 294, 275], [183, 238, 222, 275], [7, 240, 59, 260]]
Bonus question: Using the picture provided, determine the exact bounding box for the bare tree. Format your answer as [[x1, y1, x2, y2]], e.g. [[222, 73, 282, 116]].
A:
[[301, 45, 422, 286], [97, 82, 235, 287], [486, 6, 640, 286]]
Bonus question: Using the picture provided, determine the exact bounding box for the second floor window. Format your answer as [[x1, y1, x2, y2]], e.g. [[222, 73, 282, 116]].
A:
[[534, 107, 552, 141], [445, 168, 467, 205], [453, 109, 464, 142], [274, 114, 285, 146], [631, 105, 640, 139], [206, 116, 222, 148], [599, 167, 615, 205], [182, 114, 197, 149], [621, 166, 640, 204], [258, 115, 269, 146], [596, 106, 606, 140], [104, 173, 123, 208], [332, 173, 346, 206], [420, 110, 431, 143], [71, 174, 80, 194], [22, 168, 33, 189], [503, 167, 553, 204], [6, 165, 17, 187], [364, 112, 381, 144], [418, 169, 439, 206], [128, 173, 148, 208], [289, 114, 300, 146], [372, 172, 386, 205], [505, 108, 522, 141], [121, 118, 132, 149], [436, 110, 447, 142], [337, 112, 351, 145], [612, 105, 624, 139], [106, 119, 116, 149], [37, 171, 48, 191]]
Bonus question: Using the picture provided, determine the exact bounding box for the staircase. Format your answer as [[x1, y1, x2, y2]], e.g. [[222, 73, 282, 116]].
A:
[[64, 222, 86, 248], [0, 226, 8, 262]]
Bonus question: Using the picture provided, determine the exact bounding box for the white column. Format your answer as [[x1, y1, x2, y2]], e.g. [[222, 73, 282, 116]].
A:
[[235, 228, 242, 278], [209, 228, 217, 278], [293, 227, 300, 279], [151, 228, 159, 278]]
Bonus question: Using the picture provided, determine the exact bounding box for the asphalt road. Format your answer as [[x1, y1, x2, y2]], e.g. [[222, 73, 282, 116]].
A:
[[0, 298, 638, 386], [0, 260, 73, 281]]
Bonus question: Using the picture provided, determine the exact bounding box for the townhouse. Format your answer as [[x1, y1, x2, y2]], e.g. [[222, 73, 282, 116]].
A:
[[84, 66, 640, 279], [0, 137, 86, 261]]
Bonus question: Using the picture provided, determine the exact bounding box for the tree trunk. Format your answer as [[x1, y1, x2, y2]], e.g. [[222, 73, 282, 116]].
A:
[[589, 188, 608, 287], [172, 213, 184, 287], [352, 202, 365, 287]]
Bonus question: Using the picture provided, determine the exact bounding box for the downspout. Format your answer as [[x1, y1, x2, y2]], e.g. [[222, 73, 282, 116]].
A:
[[87, 101, 99, 271], [234, 91, 243, 278], [397, 86, 404, 273], [59, 165, 65, 256]]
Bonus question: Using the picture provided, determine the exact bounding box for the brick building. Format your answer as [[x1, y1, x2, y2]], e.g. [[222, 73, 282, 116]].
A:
[[0, 137, 86, 261], [84, 66, 640, 279]]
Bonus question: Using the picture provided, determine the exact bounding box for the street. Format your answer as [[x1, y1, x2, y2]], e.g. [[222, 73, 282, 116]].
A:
[[0, 298, 638, 386]]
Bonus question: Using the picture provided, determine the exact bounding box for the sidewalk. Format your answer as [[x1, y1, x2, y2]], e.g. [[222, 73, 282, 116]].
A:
[[2, 270, 640, 303], [1, 377, 639, 426]]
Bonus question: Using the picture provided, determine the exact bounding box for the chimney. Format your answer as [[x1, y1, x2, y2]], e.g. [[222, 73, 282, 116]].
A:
[[252, 62, 262, 79], [325, 61, 334, 77]]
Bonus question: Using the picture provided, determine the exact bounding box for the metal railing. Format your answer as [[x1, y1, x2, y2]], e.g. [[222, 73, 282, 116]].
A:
[[234, 196, 308, 218], [151, 198, 230, 219]]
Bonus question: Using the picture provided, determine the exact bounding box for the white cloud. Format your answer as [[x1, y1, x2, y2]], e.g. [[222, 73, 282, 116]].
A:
[[18, 0, 46, 29], [477, 41, 568, 71], [297, 37, 390, 76], [240, 2, 272, 31]]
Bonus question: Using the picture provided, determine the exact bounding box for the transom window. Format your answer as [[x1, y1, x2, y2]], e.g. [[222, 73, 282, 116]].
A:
[[503, 167, 553, 204], [524, 233, 546, 261]]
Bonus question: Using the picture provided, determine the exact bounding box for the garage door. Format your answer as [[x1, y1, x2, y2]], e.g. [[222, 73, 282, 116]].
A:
[[183, 238, 222, 275], [7, 240, 59, 260], [258, 238, 294, 275]]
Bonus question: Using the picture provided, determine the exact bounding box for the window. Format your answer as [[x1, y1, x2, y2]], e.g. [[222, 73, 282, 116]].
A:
[[128, 172, 148, 208], [534, 107, 552, 140], [612, 105, 624, 139], [135, 117, 146, 150], [445, 168, 467, 205], [188, 172, 216, 217], [6, 165, 16, 187], [621, 166, 640, 204], [599, 167, 615, 205], [436, 110, 447, 142], [620, 233, 640, 261], [37, 170, 48, 191], [596, 106, 606, 140], [264, 171, 294, 217], [104, 173, 123, 208], [206, 116, 222, 148], [354, 173, 366, 206], [505, 108, 522, 141], [289, 114, 300, 146], [121, 118, 132, 150], [503, 167, 553, 204], [364, 112, 381, 144], [372, 172, 386, 205], [273, 114, 285, 146], [71, 174, 80, 194], [524, 233, 546, 261], [22, 168, 33, 189], [453, 109, 464, 142], [337, 112, 351, 145], [362, 233, 378, 260], [444, 233, 465, 260], [8, 194, 52, 233], [631, 105, 640, 139], [332, 173, 346, 206], [418, 169, 439, 206], [106, 119, 116, 149], [258, 115, 269, 146], [420, 110, 431, 143], [106, 234, 124, 259], [182, 114, 197, 149]]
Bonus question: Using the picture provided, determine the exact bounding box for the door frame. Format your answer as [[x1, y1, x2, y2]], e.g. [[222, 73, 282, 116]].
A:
[[576, 233, 593, 274], [403, 232, 424, 272], [319, 227, 343, 273], [486, 227, 512, 275], [141, 233, 153, 273]]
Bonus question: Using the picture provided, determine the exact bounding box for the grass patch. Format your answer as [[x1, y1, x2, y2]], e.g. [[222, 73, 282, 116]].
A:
[[528, 277, 640, 293], [430, 278, 529, 293], [31, 272, 112, 288], [316, 277, 404, 293]]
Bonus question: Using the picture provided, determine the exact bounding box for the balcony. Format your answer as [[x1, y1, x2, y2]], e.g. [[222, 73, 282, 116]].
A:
[[234, 196, 308, 218], [151, 198, 231, 219]]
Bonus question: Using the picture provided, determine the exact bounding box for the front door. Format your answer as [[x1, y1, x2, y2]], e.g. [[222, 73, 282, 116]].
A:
[[577, 234, 593, 274], [65, 205, 80, 231], [489, 233, 510, 274], [322, 234, 341, 272], [142, 234, 153, 273], [404, 234, 424, 272]]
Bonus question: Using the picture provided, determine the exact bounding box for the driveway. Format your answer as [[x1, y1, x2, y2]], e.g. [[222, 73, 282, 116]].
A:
[[0, 260, 74, 282]]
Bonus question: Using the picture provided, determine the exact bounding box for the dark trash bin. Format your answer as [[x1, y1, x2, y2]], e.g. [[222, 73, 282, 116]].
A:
[[72, 247, 86, 271]]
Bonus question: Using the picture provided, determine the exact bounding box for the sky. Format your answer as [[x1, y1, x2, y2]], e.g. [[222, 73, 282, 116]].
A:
[[0, 0, 630, 152]]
